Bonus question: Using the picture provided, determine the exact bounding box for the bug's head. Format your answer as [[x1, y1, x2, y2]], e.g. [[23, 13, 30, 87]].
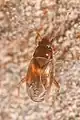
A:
[[38, 37, 51, 46], [34, 30, 56, 59], [33, 37, 53, 59]]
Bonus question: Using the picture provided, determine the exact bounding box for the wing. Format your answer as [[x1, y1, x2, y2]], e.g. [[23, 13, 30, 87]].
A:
[[26, 58, 47, 102], [40, 60, 60, 102], [26, 58, 60, 102], [41, 59, 60, 90]]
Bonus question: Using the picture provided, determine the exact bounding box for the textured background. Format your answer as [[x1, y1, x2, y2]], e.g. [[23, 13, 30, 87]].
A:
[[0, 0, 80, 120]]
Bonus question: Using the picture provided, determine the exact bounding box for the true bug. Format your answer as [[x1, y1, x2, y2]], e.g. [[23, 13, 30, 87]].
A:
[[16, 32, 60, 102]]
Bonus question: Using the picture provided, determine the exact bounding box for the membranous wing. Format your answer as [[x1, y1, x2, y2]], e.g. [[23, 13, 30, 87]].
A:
[[26, 57, 53, 102]]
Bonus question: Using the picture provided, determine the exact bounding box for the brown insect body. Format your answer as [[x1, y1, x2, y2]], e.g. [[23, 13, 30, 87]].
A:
[[25, 37, 60, 102]]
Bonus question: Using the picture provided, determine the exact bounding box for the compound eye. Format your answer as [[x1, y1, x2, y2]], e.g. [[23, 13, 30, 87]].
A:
[[47, 45, 50, 49], [47, 45, 52, 51]]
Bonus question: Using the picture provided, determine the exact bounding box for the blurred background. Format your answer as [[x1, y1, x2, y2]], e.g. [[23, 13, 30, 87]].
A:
[[0, 0, 80, 120]]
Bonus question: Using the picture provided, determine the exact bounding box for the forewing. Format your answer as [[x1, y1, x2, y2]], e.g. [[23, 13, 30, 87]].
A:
[[26, 58, 46, 102], [41, 60, 53, 89], [26, 58, 60, 102], [41, 60, 60, 102]]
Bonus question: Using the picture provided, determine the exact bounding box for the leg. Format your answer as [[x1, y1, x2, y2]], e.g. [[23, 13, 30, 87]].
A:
[[12, 77, 26, 96], [52, 53, 56, 77], [53, 77, 60, 89], [17, 77, 26, 95], [52, 55, 60, 89]]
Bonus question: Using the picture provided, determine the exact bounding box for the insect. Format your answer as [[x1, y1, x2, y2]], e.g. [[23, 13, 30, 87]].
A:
[[16, 32, 60, 102]]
